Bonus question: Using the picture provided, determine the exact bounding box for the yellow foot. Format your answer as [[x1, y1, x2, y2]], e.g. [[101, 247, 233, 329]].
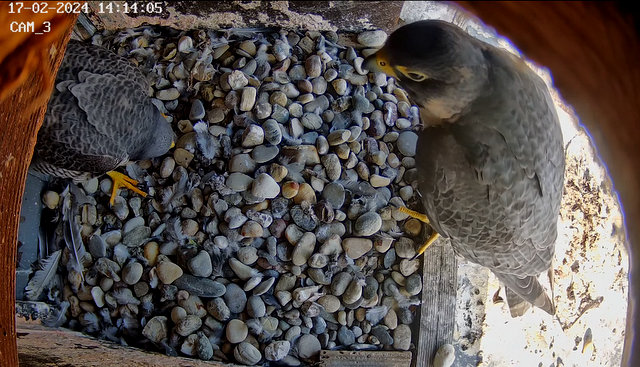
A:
[[106, 171, 148, 206], [412, 232, 440, 260], [398, 206, 430, 223]]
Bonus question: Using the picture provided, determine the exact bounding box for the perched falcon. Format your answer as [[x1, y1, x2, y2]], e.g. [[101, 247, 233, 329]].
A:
[[366, 20, 565, 316], [32, 40, 174, 204]]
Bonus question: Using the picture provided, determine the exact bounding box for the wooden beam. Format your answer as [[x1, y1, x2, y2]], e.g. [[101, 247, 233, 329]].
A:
[[16, 318, 243, 367], [415, 241, 456, 367], [453, 2, 640, 366]]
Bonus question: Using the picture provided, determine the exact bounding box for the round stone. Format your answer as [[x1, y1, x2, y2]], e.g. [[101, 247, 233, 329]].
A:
[[297, 334, 321, 359], [393, 324, 411, 350], [397, 131, 418, 157], [242, 124, 264, 147], [317, 294, 341, 313], [338, 326, 355, 346], [122, 262, 143, 285], [142, 316, 168, 343], [226, 319, 249, 343], [175, 315, 202, 337], [357, 30, 388, 47], [354, 212, 383, 236], [156, 261, 183, 284], [189, 99, 205, 120], [251, 173, 280, 199], [342, 238, 373, 259], [433, 344, 456, 367], [234, 342, 262, 365], [207, 298, 231, 321], [224, 283, 247, 313], [188, 250, 213, 277], [264, 340, 290, 361]]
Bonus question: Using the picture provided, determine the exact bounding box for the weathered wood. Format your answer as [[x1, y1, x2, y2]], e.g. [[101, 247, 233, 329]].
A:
[[86, 1, 403, 33], [16, 318, 243, 367], [452, 3, 640, 366], [319, 350, 412, 367], [0, 5, 78, 366], [416, 240, 457, 367]]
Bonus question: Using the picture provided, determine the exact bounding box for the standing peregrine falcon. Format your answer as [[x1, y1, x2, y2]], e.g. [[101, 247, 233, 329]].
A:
[[366, 20, 565, 316], [32, 40, 174, 204]]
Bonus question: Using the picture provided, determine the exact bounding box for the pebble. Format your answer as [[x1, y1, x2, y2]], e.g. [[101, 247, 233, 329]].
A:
[[207, 297, 231, 321], [175, 315, 202, 337], [397, 131, 418, 157], [156, 87, 180, 100], [292, 232, 316, 266], [156, 261, 183, 284], [173, 274, 226, 297], [234, 342, 262, 365], [251, 173, 280, 199], [342, 238, 373, 259], [226, 319, 249, 343], [317, 295, 341, 313], [189, 99, 205, 120], [297, 334, 321, 359], [357, 30, 388, 47], [247, 295, 266, 318], [354, 212, 382, 236], [433, 344, 456, 367], [343, 279, 363, 304], [242, 124, 264, 147], [264, 340, 290, 361], [229, 258, 257, 280], [393, 324, 411, 350], [196, 332, 213, 360], [122, 262, 143, 285], [188, 250, 212, 277], [142, 316, 168, 343], [224, 283, 247, 313]]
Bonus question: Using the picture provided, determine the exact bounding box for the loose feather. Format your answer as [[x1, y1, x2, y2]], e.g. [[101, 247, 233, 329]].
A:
[[43, 301, 69, 327], [194, 121, 219, 159], [62, 186, 87, 278], [25, 249, 62, 300]]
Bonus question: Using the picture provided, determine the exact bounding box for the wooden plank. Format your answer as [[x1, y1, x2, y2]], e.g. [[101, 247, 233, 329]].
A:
[[16, 318, 243, 367], [415, 240, 457, 367], [319, 350, 412, 367]]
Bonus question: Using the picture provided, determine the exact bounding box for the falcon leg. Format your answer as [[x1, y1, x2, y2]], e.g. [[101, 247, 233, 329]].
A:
[[398, 206, 441, 259], [106, 171, 147, 206], [398, 206, 430, 223], [412, 232, 440, 260]]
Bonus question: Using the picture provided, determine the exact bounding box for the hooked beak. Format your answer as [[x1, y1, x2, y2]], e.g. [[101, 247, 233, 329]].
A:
[[364, 47, 399, 79]]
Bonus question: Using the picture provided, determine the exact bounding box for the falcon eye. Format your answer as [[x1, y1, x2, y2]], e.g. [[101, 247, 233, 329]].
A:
[[407, 71, 427, 81]]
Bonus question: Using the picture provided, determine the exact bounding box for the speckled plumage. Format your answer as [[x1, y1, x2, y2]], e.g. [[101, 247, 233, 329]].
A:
[[33, 40, 173, 180], [367, 20, 565, 315]]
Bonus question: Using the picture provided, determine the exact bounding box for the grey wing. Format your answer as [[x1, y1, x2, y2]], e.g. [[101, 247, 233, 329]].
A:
[[36, 40, 158, 174], [416, 54, 564, 278], [36, 86, 124, 175]]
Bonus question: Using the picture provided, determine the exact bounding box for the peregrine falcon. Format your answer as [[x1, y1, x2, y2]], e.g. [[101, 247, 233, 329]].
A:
[[32, 40, 174, 204], [365, 20, 565, 316]]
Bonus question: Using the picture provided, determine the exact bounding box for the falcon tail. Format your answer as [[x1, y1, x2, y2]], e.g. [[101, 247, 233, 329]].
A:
[[495, 272, 555, 317]]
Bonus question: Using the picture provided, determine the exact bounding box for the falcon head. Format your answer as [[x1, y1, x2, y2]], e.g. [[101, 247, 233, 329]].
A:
[[133, 106, 175, 160], [365, 20, 490, 121]]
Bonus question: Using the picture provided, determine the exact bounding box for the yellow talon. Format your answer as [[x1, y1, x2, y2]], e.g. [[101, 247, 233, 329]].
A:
[[398, 206, 430, 224], [107, 171, 148, 206], [412, 232, 440, 260]]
